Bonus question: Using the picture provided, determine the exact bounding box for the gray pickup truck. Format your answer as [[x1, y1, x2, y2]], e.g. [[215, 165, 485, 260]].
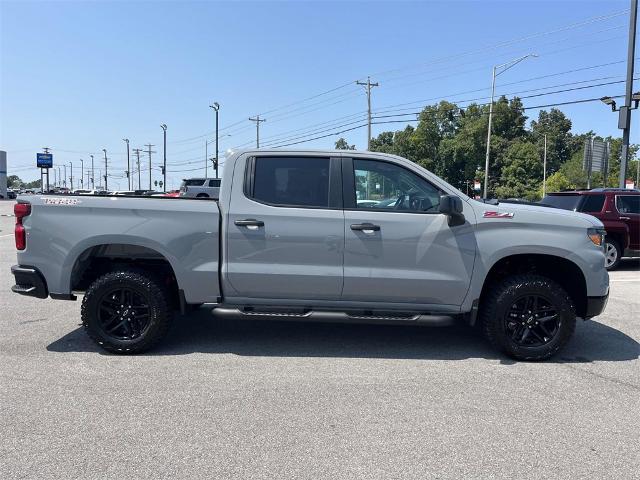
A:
[[11, 149, 609, 360]]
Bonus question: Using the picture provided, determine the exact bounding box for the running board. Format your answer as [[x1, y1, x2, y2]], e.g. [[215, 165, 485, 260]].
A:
[[212, 307, 456, 326]]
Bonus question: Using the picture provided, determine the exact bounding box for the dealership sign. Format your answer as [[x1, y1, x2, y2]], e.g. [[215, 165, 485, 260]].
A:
[[37, 153, 53, 168]]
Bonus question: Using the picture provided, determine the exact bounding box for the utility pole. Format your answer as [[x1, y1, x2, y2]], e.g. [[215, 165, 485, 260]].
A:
[[80, 159, 84, 189], [63, 164, 67, 188], [619, 0, 638, 188], [90, 154, 95, 189], [160, 125, 167, 192], [145, 144, 156, 190], [70, 161, 74, 190], [542, 134, 547, 197], [210, 103, 220, 178], [132, 148, 142, 189], [86, 170, 90, 189], [249, 115, 266, 148], [123, 139, 130, 190], [58, 166, 61, 189], [356, 76, 379, 150], [53, 167, 57, 188], [205, 140, 208, 177], [483, 54, 537, 198], [102, 149, 108, 191]]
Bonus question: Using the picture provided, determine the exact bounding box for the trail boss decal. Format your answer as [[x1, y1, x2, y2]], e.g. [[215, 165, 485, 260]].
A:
[[43, 197, 82, 206], [483, 211, 514, 219]]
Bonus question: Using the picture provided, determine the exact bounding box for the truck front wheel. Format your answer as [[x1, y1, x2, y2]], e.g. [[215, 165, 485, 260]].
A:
[[480, 274, 576, 361], [81, 270, 173, 354]]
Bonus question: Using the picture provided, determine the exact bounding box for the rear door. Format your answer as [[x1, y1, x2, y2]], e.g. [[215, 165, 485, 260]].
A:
[[615, 194, 640, 250], [225, 154, 344, 301], [341, 157, 476, 306]]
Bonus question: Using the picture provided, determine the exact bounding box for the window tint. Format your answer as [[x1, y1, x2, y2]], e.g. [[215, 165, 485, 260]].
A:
[[541, 194, 581, 211], [352, 159, 442, 213], [580, 194, 605, 213], [182, 179, 206, 187], [251, 156, 330, 207], [208, 179, 221, 188], [616, 195, 640, 214]]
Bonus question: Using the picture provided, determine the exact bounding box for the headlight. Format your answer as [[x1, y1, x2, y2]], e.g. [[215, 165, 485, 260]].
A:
[[587, 227, 606, 247]]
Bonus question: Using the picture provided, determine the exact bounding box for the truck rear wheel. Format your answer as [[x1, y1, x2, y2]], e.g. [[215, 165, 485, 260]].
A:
[[81, 270, 172, 354], [480, 274, 576, 361]]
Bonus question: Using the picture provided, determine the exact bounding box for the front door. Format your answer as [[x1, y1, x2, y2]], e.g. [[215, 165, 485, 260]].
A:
[[615, 194, 640, 250], [341, 157, 476, 307], [225, 154, 344, 301]]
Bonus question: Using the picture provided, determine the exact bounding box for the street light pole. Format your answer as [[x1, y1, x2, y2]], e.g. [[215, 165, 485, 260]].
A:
[[160, 125, 167, 192], [90, 154, 94, 189], [542, 134, 547, 197], [80, 158, 84, 188], [483, 53, 538, 198], [123, 139, 130, 190], [619, 0, 637, 188], [70, 161, 73, 190], [63, 164, 67, 189], [209, 103, 220, 178], [102, 149, 108, 191]]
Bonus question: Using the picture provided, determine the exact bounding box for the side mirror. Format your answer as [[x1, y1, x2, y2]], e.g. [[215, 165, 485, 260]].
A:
[[439, 195, 465, 226]]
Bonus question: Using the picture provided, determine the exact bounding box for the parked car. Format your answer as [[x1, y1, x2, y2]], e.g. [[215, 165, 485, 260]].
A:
[[11, 150, 609, 360], [179, 178, 221, 198], [541, 188, 640, 269], [1, 189, 17, 199]]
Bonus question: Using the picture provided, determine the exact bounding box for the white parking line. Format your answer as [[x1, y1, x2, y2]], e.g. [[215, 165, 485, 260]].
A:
[[610, 279, 640, 282], [0, 234, 14, 238]]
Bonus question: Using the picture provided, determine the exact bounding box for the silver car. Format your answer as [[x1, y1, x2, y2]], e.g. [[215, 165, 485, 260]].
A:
[[179, 178, 221, 198]]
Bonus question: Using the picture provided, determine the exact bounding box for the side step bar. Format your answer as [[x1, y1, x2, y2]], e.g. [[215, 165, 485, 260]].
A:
[[212, 307, 456, 326]]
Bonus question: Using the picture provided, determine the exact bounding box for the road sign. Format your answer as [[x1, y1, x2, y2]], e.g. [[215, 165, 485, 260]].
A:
[[37, 153, 53, 168]]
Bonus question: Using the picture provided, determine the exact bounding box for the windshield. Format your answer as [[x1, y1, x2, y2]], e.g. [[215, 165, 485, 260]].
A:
[[541, 194, 582, 211]]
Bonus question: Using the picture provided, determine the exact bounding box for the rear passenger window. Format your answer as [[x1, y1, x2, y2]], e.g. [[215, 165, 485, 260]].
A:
[[208, 179, 221, 188], [250, 156, 330, 208], [616, 195, 640, 214], [580, 194, 605, 213]]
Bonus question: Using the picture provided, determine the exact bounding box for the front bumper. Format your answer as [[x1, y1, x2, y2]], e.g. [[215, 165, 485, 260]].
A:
[[585, 293, 609, 319], [11, 265, 48, 299]]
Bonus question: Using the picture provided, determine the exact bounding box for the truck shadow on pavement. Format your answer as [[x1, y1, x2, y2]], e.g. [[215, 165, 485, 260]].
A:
[[47, 308, 639, 364]]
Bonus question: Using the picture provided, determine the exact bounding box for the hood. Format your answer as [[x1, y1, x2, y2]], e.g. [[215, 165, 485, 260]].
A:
[[469, 199, 603, 228]]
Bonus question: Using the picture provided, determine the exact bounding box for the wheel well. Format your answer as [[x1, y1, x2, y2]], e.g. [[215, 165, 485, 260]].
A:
[[480, 254, 588, 318], [70, 244, 180, 307], [605, 231, 625, 250]]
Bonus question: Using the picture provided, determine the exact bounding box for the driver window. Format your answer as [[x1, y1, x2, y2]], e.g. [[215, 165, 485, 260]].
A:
[[353, 159, 442, 213]]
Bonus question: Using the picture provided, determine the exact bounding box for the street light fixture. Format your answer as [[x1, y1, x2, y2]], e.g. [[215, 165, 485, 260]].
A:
[[483, 53, 538, 198], [600, 96, 617, 111]]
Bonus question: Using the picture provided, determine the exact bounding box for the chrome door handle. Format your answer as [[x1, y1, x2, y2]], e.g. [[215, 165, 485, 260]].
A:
[[235, 219, 264, 230], [350, 223, 380, 234], [620, 216, 631, 220]]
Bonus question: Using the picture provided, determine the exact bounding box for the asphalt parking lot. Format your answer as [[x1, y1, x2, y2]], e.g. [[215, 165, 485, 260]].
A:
[[0, 199, 638, 479]]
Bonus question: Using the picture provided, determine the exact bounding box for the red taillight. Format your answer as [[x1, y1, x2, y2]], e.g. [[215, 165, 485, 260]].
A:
[[14, 203, 31, 250]]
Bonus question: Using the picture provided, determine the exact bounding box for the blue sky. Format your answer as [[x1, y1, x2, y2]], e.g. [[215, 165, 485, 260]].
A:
[[0, 0, 637, 189]]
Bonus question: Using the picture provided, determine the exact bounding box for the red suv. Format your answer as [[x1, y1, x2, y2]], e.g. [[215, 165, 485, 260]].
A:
[[542, 188, 640, 270]]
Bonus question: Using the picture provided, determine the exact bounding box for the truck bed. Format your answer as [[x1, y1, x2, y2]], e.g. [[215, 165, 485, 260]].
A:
[[16, 195, 221, 303]]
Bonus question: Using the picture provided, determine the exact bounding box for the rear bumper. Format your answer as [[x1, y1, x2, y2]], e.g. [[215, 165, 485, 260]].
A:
[[585, 293, 609, 319], [11, 265, 48, 299]]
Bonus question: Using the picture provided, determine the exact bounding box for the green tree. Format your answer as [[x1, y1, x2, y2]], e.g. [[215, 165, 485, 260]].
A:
[[495, 140, 542, 200], [7, 175, 22, 188], [530, 108, 573, 174], [334, 138, 355, 150]]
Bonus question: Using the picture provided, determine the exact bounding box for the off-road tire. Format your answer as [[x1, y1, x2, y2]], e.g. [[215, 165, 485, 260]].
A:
[[81, 270, 172, 354], [480, 274, 576, 361]]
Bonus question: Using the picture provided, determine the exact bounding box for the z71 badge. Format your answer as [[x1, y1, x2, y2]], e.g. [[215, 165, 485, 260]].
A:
[[43, 197, 82, 206], [483, 211, 514, 218]]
